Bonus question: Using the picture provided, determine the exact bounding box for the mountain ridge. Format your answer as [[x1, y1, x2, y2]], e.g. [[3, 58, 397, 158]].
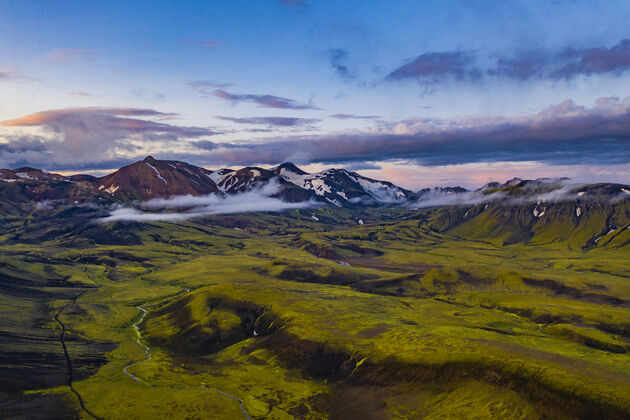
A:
[[2, 156, 629, 211]]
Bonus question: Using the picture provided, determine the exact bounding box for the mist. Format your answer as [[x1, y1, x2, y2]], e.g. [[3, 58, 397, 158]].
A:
[[408, 181, 601, 209], [99, 179, 316, 223]]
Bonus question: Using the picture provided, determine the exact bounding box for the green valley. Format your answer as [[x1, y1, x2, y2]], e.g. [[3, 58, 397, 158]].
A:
[[1, 194, 629, 419]]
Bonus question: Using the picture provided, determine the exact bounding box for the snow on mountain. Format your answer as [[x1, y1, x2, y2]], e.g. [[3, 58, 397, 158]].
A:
[[273, 163, 412, 204]]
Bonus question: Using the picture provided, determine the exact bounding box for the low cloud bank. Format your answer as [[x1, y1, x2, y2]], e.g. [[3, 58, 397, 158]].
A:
[[99, 179, 315, 222], [409, 181, 601, 209]]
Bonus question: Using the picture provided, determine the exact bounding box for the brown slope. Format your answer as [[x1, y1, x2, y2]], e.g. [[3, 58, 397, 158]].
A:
[[97, 156, 220, 201]]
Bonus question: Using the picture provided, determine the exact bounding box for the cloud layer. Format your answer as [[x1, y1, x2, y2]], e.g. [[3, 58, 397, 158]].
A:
[[388, 38, 630, 83], [1, 107, 218, 168], [212, 89, 318, 109], [100, 179, 315, 222], [188, 96, 630, 167], [217, 116, 320, 127], [3, 96, 630, 173]]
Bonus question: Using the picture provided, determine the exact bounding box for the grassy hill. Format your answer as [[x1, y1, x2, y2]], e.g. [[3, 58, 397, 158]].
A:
[[1, 201, 630, 418]]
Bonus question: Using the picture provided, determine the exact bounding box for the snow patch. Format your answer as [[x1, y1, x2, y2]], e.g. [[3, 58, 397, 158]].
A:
[[207, 169, 234, 193], [145, 162, 167, 185], [311, 215, 319, 221], [105, 185, 120, 194], [576, 207, 582, 217]]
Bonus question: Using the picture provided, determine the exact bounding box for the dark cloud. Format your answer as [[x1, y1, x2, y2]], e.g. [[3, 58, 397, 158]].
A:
[[390, 38, 630, 84], [1, 107, 220, 168], [491, 50, 551, 80], [329, 113, 379, 120], [187, 97, 630, 168], [217, 116, 320, 127], [212, 89, 319, 110], [554, 39, 630, 78], [343, 162, 382, 171], [387, 51, 481, 82], [493, 41, 630, 80], [328, 48, 355, 80], [190, 140, 237, 151]]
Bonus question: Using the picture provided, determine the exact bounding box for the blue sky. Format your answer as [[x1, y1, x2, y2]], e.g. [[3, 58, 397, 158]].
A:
[[1, 0, 630, 188]]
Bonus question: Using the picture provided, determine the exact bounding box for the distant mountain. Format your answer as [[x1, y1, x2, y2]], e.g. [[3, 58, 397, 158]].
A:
[[0, 156, 414, 208], [0, 167, 67, 182], [422, 178, 630, 249], [274, 162, 413, 206], [417, 186, 468, 197]]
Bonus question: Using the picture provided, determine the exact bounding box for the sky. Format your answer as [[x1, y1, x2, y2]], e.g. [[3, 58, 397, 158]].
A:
[[1, 0, 630, 189]]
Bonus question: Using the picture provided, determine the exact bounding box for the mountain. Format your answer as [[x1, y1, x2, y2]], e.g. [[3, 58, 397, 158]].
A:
[[2, 157, 629, 245], [417, 186, 468, 197], [206, 166, 316, 202], [274, 162, 414, 206], [98, 156, 220, 200], [422, 179, 630, 249], [0, 157, 415, 207], [0, 167, 67, 182]]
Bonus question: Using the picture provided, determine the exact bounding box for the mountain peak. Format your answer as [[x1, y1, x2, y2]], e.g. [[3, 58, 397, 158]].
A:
[[275, 162, 308, 175], [143, 155, 156, 162]]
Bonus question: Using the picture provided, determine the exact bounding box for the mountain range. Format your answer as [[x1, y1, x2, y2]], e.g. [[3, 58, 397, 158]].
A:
[[3, 156, 629, 207], [2, 156, 630, 251], [0, 156, 414, 207]]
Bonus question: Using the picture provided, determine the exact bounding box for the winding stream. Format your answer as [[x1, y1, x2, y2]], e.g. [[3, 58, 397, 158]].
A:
[[123, 304, 251, 420]]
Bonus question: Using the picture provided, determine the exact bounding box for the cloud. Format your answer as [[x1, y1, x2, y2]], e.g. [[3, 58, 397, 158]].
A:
[[182, 40, 222, 49], [343, 162, 382, 171], [387, 51, 481, 83], [1, 107, 219, 168], [330, 113, 379, 120], [189, 80, 233, 97], [131, 88, 165, 101], [70, 91, 100, 97], [0, 68, 32, 82], [554, 39, 630, 78], [186, 96, 630, 168], [212, 89, 319, 109], [99, 179, 315, 222], [327, 48, 355, 80], [190, 140, 238, 151], [390, 38, 630, 85], [217, 116, 320, 127], [409, 180, 584, 209], [45, 49, 97, 62]]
